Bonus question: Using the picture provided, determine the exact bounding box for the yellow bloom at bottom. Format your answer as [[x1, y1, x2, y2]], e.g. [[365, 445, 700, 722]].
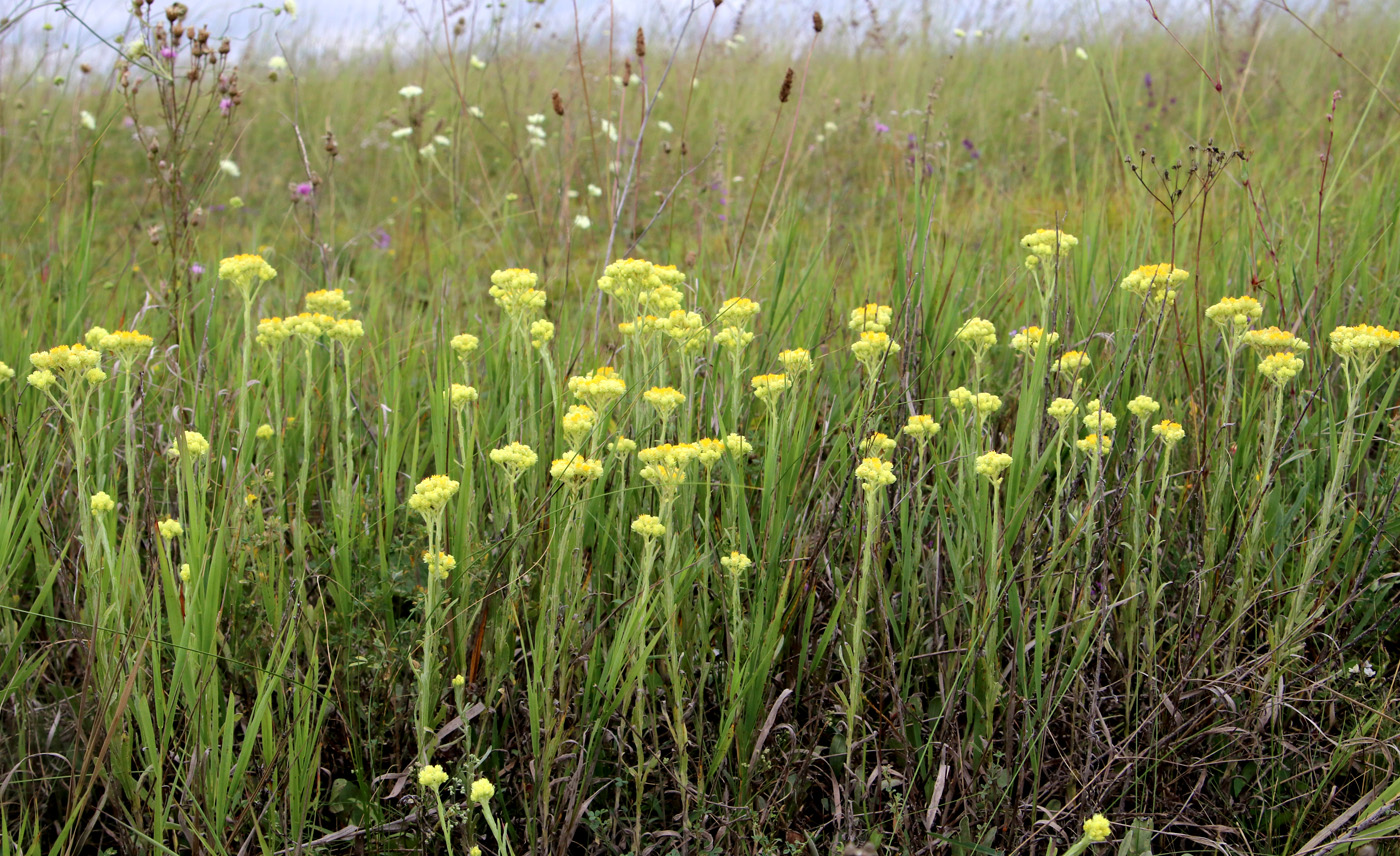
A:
[[418, 764, 449, 790], [470, 776, 495, 803], [1083, 813, 1111, 842]]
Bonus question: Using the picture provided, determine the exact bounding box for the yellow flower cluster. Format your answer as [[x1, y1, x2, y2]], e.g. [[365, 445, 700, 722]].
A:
[[949, 386, 974, 412], [662, 310, 710, 353], [30, 343, 101, 376], [289, 312, 337, 343], [1009, 325, 1059, 356], [1119, 263, 1189, 305], [1083, 400, 1117, 433], [0, 362, 13, 381], [714, 325, 756, 351], [1053, 350, 1091, 374], [631, 514, 666, 540], [418, 764, 449, 790], [101, 330, 154, 364], [449, 384, 479, 408], [860, 432, 896, 459], [638, 443, 701, 469], [423, 550, 456, 580], [167, 430, 211, 459], [974, 450, 1013, 486], [305, 288, 351, 316], [256, 423, 275, 440], [1205, 296, 1263, 331], [854, 457, 896, 492], [696, 437, 726, 470], [955, 317, 997, 359], [218, 253, 278, 295], [717, 296, 761, 327], [598, 258, 666, 304], [848, 303, 893, 333], [450, 333, 480, 356], [643, 386, 685, 421], [1020, 228, 1079, 261], [256, 317, 294, 350], [723, 433, 753, 458], [1241, 326, 1309, 356], [562, 404, 597, 447], [1047, 397, 1079, 426], [489, 267, 547, 321], [750, 373, 791, 406], [530, 319, 555, 349], [91, 491, 115, 515], [489, 442, 539, 482], [1152, 419, 1186, 447], [550, 453, 604, 490], [1077, 433, 1112, 455], [1330, 324, 1399, 366], [1126, 395, 1159, 420], [1257, 351, 1304, 386], [567, 366, 627, 411], [179, 563, 192, 582], [328, 318, 365, 346], [902, 414, 940, 443], [778, 347, 814, 375], [851, 331, 901, 374], [1083, 814, 1112, 842], [408, 474, 460, 517], [609, 436, 638, 456], [720, 551, 753, 574], [470, 777, 495, 803], [158, 517, 183, 539], [975, 392, 1002, 417]]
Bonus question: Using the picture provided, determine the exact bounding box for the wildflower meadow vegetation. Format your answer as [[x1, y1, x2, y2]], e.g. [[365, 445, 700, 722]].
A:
[[3, 1, 1400, 854]]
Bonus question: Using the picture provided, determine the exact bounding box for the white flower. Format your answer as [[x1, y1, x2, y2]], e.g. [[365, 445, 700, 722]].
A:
[[282, 0, 298, 16], [79, 110, 96, 131], [824, 121, 838, 132], [468, 105, 484, 119], [1075, 47, 1090, 61], [587, 184, 602, 197], [399, 84, 423, 99], [657, 120, 674, 134], [567, 189, 579, 198], [526, 113, 546, 124], [574, 214, 591, 230], [219, 159, 241, 178], [418, 143, 436, 158], [953, 28, 966, 38], [268, 56, 289, 71], [391, 127, 413, 140], [470, 55, 486, 69], [434, 134, 451, 146]]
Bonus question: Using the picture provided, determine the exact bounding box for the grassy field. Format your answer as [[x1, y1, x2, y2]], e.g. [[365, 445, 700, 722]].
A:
[[2, 1, 1400, 853]]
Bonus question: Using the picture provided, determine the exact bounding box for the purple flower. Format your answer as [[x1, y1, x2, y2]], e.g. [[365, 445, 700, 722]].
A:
[[373, 229, 392, 250], [220, 98, 233, 117], [874, 121, 890, 134], [1144, 72, 1153, 88], [160, 47, 176, 59], [962, 138, 981, 160], [190, 263, 205, 276], [295, 182, 314, 197]]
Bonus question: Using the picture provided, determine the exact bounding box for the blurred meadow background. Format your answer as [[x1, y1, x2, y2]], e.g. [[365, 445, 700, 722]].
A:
[[2, 0, 1400, 853]]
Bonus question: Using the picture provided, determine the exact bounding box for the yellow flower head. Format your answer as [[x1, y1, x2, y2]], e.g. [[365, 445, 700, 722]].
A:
[[717, 296, 761, 327], [0, 362, 13, 382], [91, 491, 115, 515], [449, 384, 479, 409], [489, 442, 539, 483], [27, 369, 57, 391], [750, 373, 792, 406], [955, 317, 998, 359], [974, 450, 1013, 487], [1047, 397, 1079, 426], [903, 414, 940, 443], [643, 386, 686, 422], [1053, 350, 1091, 375], [851, 332, 901, 374], [328, 318, 365, 346], [567, 366, 627, 411], [530, 319, 555, 349], [179, 563, 192, 582], [30, 343, 101, 377], [1082, 402, 1117, 433], [562, 404, 598, 447], [860, 432, 897, 460], [848, 303, 893, 334], [855, 457, 896, 492], [102, 330, 154, 365], [256, 423, 275, 440], [158, 517, 183, 540], [1152, 419, 1185, 448], [1257, 351, 1304, 386], [470, 777, 495, 803], [256, 317, 293, 350], [85, 368, 108, 386], [85, 326, 110, 349], [423, 550, 456, 580], [550, 453, 603, 490], [975, 392, 1002, 418], [1083, 814, 1111, 843], [598, 258, 660, 304], [713, 325, 756, 351], [1205, 296, 1263, 331], [1010, 325, 1060, 356], [219, 253, 278, 296], [1330, 324, 1400, 367], [723, 433, 753, 458], [778, 347, 814, 375], [305, 288, 351, 316], [631, 513, 666, 540], [167, 430, 211, 459], [638, 442, 701, 469], [418, 764, 449, 790], [639, 283, 684, 315], [1020, 228, 1079, 260], [1120, 263, 1189, 305], [1077, 433, 1112, 455], [609, 436, 638, 457], [408, 474, 460, 518], [664, 310, 710, 353], [1241, 326, 1310, 357], [452, 674, 466, 688], [450, 332, 480, 356], [949, 386, 974, 412], [696, 437, 726, 469], [639, 463, 687, 498], [720, 551, 753, 574], [288, 312, 336, 342], [489, 267, 546, 321], [1126, 395, 1160, 420]]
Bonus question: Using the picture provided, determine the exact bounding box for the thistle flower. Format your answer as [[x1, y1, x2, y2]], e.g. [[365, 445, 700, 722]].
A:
[[778, 347, 814, 375], [562, 404, 597, 447], [167, 430, 211, 459], [1076, 433, 1112, 455], [975, 392, 1002, 417], [1257, 351, 1304, 386], [902, 414, 940, 444], [643, 386, 685, 422], [449, 384, 478, 409], [1205, 296, 1263, 332], [949, 386, 974, 412], [567, 367, 627, 411], [632, 514, 666, 540], [1083, 814, 1111, 843], [1242, 326, 1310, 356], [423, 550, 456, 580], [305, 288, 351, 316], [418, 764, 449, 790], [1009, 325, 1060, 356], [860, 432, 896, 460], [91, 491, 115, 515], [158, 517, 183, 539], [717, 296, 761, 327], [851, 331, 901, 375], [1120, 263, 1189, 305], [696, 437, 725, 470], [1053, 350, 1091, 375], [854, 457, 896, 492], [713, 326, 756, 351], [720, 551, 753, 574], [450, 333, 480, 356], [408, 474, 460, 518], [1047, 397, 1078, 427], [1152, 419, 1185, 448], [974, 450, 1013, 487], [955, 317, 997, 359], [1020, 228, 1079, 260], [490, 443, 539, 483], [750, 373, 792, 406], [219, 253, 278, 297], [723, 433, 753, 458], [1127, 395, 1160, 420], [256, 423, 275, 440], [529, 319, 555, 349], [848, 303, 893, 333], [1082, 401, 1117, 433], [470, 777, 495, 803]]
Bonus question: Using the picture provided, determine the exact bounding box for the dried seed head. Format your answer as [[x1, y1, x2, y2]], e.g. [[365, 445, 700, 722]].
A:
[[779, 67, 794, 103], [165, 3, 187, 21], [324, 131, 339, 157], [80, 63, 92, 74], [624, 59, 632, 83], [219, 37, 230, 55], [551, 89, 564, 116], [635, 27, 646, 58], [813, 11, 823, 32]]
